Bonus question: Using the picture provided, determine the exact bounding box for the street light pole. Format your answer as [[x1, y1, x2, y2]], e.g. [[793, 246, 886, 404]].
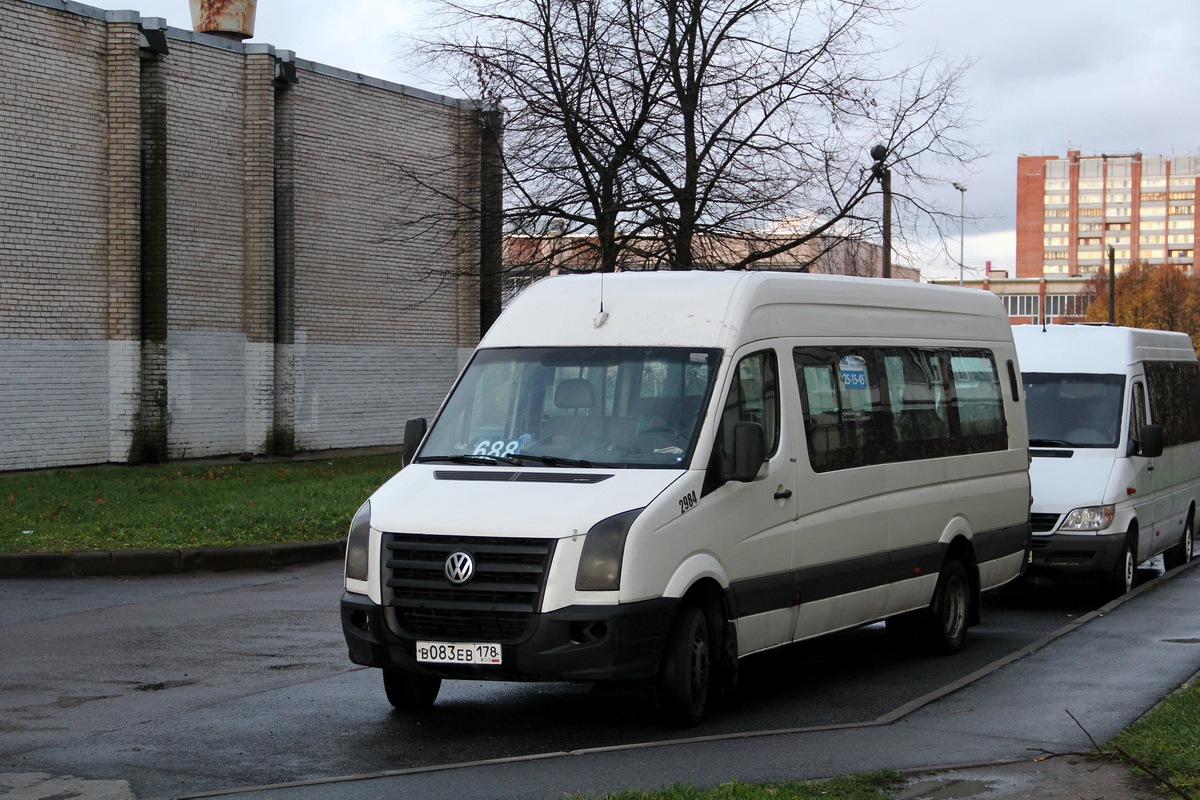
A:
[[952, 182, 967, 286]]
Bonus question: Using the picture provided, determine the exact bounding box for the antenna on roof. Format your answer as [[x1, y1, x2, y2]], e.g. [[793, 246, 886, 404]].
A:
[[594, 271, 609, 328]]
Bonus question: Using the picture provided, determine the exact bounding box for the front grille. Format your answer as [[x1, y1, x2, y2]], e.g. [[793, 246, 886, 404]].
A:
[[384, 533, 555, 641], [1030, 513, 1061, 533]]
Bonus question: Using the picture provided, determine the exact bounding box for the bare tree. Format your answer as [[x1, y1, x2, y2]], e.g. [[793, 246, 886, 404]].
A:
[[413, 0, 978, 274]]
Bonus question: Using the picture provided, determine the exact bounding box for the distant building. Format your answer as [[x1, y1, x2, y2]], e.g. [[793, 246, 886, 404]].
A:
[[1016, 150, 1200, 279], [931, 268, 1093, 327]]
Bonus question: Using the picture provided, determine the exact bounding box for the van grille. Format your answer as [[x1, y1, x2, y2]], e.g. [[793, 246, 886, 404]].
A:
[[1030, 513, 1061, 534], [383, 533, 555, 641]]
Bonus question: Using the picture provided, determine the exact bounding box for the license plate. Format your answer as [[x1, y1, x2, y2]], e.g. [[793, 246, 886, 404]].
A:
[[416, 641, 502, 666]]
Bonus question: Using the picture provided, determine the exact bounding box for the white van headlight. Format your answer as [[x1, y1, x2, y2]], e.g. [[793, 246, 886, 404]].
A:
[[345, 501, 372, 581], [575, 508, 643, 592], [1059, 505, 1115, 532]]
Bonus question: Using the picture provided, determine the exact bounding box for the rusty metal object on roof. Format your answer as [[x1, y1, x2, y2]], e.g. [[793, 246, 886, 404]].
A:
[[189, 0, 257, 40]]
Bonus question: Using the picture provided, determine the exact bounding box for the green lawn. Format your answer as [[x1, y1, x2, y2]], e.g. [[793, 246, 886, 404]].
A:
[[1110, 681, 1200, 796], [0, 454, 403, 554]]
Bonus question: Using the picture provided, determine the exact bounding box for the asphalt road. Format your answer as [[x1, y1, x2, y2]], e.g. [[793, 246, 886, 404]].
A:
[[0, 560, 1169, 799]]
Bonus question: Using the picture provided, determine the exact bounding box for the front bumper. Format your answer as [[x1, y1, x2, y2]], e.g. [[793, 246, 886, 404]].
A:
[[1026, 530, 1128, 578], [341, 592, 678, 683]]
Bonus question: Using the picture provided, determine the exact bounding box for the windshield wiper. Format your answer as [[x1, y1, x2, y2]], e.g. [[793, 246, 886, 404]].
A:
[[515, 453, 605, 468], [1029, 438, 1073, 448], [415, 454, 523, 466]]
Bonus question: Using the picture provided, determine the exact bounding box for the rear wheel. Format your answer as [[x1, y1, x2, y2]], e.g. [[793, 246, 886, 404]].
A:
[[922, 558, 969, 655], [383, 670, 441, 710], [655, 603, 710, 726], [1164, 512, 1194, 570]]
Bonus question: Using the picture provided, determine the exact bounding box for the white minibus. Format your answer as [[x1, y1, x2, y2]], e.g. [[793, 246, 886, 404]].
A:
[[342, 271, 1031, 724], [1013, 324, 1198, 596]]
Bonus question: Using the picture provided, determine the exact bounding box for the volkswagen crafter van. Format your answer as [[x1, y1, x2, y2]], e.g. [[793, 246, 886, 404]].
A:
[[1013, 324, 1198, 596], [342, 271, 1031, 724]]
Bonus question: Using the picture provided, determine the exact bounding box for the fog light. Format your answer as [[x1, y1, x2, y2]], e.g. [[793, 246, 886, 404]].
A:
[[349, 609, 371, 632], [569, 620, 609, 644]]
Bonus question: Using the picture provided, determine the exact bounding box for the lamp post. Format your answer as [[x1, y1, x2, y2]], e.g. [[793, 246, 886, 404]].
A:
[[952, 182, 967, 286], [871, 145, 891, 279]]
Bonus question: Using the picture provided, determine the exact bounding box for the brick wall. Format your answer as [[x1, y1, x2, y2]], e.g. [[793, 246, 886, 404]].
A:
[[0, 0, 490, 471]]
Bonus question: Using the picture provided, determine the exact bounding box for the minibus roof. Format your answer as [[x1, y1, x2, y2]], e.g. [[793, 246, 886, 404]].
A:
[[482, 271, 1012, 350], [1012, 324, 1198, 373]]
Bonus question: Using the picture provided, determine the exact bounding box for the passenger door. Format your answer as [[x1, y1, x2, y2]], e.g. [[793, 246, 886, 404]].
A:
[[707, 348, 798, 655], [1129, 378, 1162, 561]]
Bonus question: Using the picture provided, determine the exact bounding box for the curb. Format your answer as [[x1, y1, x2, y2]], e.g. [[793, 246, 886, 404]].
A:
[[0, 539, 346, 578]]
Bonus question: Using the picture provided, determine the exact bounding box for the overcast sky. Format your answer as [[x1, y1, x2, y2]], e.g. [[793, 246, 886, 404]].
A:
[[82, 0, 1200, 281]]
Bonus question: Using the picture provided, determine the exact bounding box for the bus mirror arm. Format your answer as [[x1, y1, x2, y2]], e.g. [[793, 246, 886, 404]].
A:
[[1137, 423, 1164, 459], [729, 422, 767, 483]]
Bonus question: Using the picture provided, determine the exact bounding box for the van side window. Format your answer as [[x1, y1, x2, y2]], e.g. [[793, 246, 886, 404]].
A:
[[1129, 381, 1147, 448], [949, 354, 1006, 448], [795, 346, 1007, 472], [1144, 360, 1200, 446], [722, 351, 780, 459]]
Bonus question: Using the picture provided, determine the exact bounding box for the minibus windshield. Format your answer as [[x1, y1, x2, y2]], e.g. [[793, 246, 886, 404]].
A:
[[1023, 372, 1125, 448], [416, 347, 722, 468]]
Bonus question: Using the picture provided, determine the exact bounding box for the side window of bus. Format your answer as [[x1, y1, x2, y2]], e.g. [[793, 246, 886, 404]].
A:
[[949, 354, 1006, 442], [796, 346, 1007, 472], [1144, 360, 1200, 446], [722, 351, 780, 459]]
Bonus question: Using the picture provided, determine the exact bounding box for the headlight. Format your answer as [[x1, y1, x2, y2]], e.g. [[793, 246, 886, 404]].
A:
[[1059, 505, 1115, 532], [575, 508, 643, 592], [345, 501, 371, 581]]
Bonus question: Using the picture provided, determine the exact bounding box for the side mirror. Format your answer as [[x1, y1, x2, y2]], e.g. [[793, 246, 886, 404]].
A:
[[1138, 423, 1164, 458], [728, 422, 766, 482], [403, 417, 428, 467]]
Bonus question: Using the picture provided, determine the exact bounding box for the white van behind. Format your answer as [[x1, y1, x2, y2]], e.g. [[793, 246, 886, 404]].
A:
[[342, 271, 1031, 724], [1013, 324, 1199, 596]]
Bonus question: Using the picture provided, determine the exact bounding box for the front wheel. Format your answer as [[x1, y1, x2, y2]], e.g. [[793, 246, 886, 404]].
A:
[[383, 670, 441, 710], [655, 603, 710, 726], [1164, 513, 1194, 570], [1104, 536, 1136, 599]]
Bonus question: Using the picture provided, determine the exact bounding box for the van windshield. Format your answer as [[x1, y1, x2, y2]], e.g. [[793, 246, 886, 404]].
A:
[[1023, 372, 1125, 448], [416, 347, 722, 469]]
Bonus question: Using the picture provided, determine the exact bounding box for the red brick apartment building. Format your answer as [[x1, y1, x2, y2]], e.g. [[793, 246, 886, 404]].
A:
[[938, 151, 1200, 327], [1016, 150, 1200, 279]]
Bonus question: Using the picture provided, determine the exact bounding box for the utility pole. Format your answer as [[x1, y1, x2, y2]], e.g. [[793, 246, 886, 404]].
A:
[[1108, 245, 1116, 324], [871, 145, 891, 279]]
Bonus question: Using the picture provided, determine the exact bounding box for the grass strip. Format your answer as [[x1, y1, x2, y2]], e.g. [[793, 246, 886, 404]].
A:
[[1110, 680, 1200, 796], [0, 454, 402, 554]]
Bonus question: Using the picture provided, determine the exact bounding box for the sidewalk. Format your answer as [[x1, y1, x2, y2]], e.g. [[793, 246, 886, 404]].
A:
[[178, 560, 1200, 800], [0, 539, 345, 578]]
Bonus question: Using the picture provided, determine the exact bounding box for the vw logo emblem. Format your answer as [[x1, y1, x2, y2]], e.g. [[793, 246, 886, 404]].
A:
[[444, 551, 475, 585]]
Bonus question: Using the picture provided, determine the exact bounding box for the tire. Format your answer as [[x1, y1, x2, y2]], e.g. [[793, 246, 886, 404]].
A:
[[382, 670, 441, 710], [1104, 536, 1136, 599], [655, 603, 710, 726], [922, 558, 970, 655], [1164, 512, 1194, 570]]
